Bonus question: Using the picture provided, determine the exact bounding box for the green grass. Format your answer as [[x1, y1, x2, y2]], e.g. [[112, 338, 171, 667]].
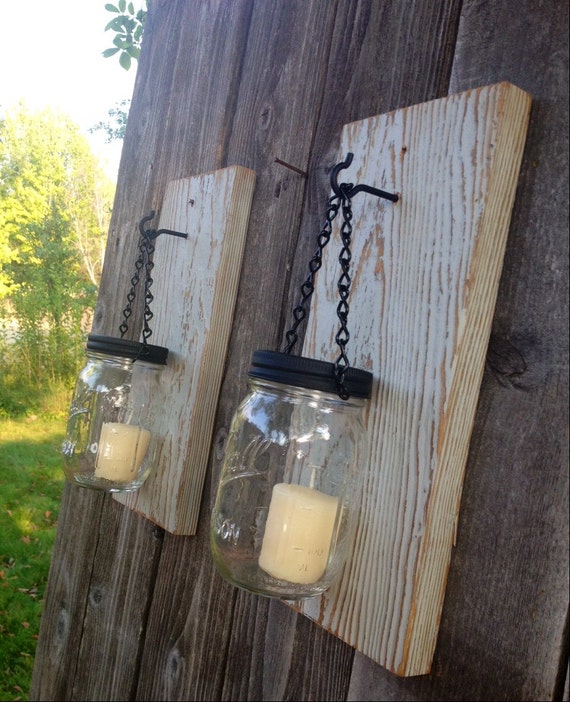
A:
[[0, 415, 65, 702]]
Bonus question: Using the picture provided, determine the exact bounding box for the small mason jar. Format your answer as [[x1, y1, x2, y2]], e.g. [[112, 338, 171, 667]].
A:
[[210, 350, 372, 600], [61, 334, 168, 492]]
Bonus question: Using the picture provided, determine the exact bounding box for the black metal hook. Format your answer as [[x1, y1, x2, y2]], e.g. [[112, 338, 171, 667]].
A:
[[139, 210, 188, 241], [330, 153, 354, 198], [119, 211, 188, 344], [330, 152, 399, 203]]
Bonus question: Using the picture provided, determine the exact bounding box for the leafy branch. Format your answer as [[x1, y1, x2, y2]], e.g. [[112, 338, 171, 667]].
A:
[[103, 0, 147, 70], [89, 99, 131, 142]]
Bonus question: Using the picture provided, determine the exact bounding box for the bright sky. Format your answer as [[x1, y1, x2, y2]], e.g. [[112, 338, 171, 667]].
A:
[[0, 0, 140, 180]]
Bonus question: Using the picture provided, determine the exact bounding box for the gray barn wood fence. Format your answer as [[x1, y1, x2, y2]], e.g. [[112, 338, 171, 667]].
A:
[[31, 1, 568, 700]]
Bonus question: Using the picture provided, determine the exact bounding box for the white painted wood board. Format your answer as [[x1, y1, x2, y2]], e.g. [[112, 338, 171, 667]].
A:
[[115, 166, 256, 535], [297, 83, 531, 676]]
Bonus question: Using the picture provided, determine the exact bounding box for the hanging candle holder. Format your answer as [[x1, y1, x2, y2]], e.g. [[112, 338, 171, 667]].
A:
[[210, 154, 398, 600], [61, 212, 187, 493]]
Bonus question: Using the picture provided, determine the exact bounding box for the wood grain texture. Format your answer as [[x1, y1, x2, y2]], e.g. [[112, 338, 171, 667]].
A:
[[297, 83, 531, 676], [347, 0, 569, 698], [29, 488, 104, 700], [30, 0, 567, 699], [114, 167, 256, 535], [29, 487, 165, 701]]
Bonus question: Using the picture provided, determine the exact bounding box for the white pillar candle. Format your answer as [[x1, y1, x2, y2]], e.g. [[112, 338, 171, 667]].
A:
[[259, 483, 339, 584], [95, 422, 151, 482]]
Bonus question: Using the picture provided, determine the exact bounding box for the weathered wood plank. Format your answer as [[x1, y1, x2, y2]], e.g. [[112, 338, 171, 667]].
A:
[[30, 487, 165, 701], [68, 501, 165, 700], [347, 0, 569, 698], [115, 167, 256, 535], [29, 488, 104, 700], [298, 82, 531, 676]]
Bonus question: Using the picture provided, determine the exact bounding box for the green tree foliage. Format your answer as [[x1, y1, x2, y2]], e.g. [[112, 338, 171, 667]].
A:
[[103, 0, 147, 71], [92, 2, 147, 142], [90, 98, 131, 143], [0, 104, 114, 414]]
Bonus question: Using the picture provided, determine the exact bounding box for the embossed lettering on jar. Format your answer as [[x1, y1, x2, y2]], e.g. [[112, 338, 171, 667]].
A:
[[210, 351, 372, 600]]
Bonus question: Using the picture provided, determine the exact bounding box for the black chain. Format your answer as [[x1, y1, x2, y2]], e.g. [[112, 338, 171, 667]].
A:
[[141, 234, 156, 345], [283, 184, 355, 400], [118, 231, 152, 343], [118, 212, 187, 352], [283, 193, 341, 354], [334, 187, 354, 400]]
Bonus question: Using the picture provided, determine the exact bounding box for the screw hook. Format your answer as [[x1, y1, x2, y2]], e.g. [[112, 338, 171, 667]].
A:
[[139, 210, 188, 241], [330, 152, 399, 203], [330, 153, 354, 199]]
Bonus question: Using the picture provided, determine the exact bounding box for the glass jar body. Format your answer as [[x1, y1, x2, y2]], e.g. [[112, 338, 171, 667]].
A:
[[62, 351, 163, 492], [210, 377, 368, 600]]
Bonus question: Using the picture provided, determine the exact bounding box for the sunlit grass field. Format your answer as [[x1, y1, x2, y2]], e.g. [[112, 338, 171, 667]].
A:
[[0, 416, 65, 701]]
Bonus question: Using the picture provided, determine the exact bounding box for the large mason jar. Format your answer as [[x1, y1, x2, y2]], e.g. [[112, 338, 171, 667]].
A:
[[210, 350, 372, 600], [61, 334, 168, 493]]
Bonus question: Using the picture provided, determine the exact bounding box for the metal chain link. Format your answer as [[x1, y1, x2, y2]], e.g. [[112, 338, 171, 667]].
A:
[[118, 212, 187, 352], [334, 187, 354, 400], [141, 235, 156, 345], [283, 193, 342, 354], [283, 186, 355, 399], [118, 232, 151, 342]]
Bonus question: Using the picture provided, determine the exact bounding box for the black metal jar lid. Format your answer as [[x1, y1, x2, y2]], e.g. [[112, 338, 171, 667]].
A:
[[248, 350, 372, 399], [86, 334, 168, 365]]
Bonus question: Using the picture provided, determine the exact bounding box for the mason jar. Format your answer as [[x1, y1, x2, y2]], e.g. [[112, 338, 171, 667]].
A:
[[61, 334, 168, 492], [210, 350, 372, 600]]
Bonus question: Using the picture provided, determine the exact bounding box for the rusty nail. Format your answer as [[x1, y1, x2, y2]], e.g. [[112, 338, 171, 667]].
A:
[[274, 158, 308, 178]]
